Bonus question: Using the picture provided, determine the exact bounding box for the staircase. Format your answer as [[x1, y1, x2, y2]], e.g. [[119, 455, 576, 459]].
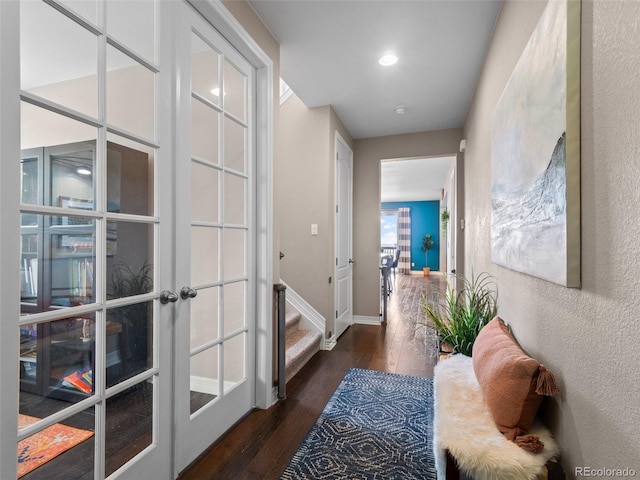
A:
[[285, 309, 323, 383]]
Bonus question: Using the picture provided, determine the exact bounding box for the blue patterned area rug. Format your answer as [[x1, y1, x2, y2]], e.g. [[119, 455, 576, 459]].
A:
[[281, 368, 436, 480]]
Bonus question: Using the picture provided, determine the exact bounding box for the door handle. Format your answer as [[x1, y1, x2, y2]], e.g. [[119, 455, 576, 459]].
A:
[[348, 259, 355, 264], [180, 286, 198, 300], [160, 290, 179, 304]]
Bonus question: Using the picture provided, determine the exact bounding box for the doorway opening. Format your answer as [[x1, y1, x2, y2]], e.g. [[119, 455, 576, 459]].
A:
[[379, 155, 456, 290]]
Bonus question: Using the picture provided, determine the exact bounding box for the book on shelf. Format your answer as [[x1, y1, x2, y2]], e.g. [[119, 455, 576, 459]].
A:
[[68, 257, 94, 298], [63, 367, 93, 394], [20, 258, 38, 298]]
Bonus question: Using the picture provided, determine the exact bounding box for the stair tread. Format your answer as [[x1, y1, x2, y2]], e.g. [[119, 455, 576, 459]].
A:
[[285, 328, 321, 352], [285, 310, 301, 332], [285, 329, 322, 383]]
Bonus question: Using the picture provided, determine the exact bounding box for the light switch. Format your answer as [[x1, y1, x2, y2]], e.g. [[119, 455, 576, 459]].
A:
[[311, 224, 318, 235]]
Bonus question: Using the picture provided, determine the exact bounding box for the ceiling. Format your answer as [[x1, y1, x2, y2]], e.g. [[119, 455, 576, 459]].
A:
[[249, 0, 502, 140], [248, 0, 502, 202], [381, 156, 454, 202]]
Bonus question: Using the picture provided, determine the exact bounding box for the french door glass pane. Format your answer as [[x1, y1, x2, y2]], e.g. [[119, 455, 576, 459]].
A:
[[191, 32, 221, 106], [50, 145, 96, 208], [223, 173, 246, 225], [20, 233, 38, 306], [106, 302, 153, 383], [223, 333, 246, 393], [57, 0, 98, 25], [21, 157, 40, 212], [19, 323, 38, 384], [20, 316, 98, 417], [223, 116, 246, 173], [189, 346, 219, 415], [50, 226, 96, 308], [18, 407, 96, 479], [223, 229, 246, 280], [21, 103, 97, 174], [191, 98, 220, 163], [191, 226, 220, 286], [191, 161, 220, 223], [106, 1, 156, 63], [107, 134, 156, 216], [20, 214, 96, 315], [20, 1, 98, 118], [106, 222, 154, 299], [222, 281, 245, 335], [223, 59, 246, 122], [105, 381, 153, 477], [190, 287, 219, 350], [106, 45, 155, 140]]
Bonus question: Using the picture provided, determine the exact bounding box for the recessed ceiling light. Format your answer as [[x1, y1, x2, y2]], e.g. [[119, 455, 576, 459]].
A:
[[76, 166, 92, 176], [395, 105, 407, 115], [379, 54, 398, 66]]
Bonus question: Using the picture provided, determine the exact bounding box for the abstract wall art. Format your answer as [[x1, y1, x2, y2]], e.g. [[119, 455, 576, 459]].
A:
[[491, 0, 581, 287]]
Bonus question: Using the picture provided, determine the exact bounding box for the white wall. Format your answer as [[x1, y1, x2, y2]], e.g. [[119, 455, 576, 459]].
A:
[[463, 0, 640, 473]]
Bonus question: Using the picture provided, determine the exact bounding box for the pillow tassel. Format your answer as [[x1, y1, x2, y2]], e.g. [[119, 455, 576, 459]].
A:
[[535, 365, 559, 396], [515, 435, 545, 453]]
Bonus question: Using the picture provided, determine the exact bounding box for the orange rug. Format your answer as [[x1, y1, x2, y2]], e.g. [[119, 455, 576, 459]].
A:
[[17, 414, 94, 478]]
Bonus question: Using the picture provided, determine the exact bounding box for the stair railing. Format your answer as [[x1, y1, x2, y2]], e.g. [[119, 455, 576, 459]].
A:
[[274, 283, 287, 399]]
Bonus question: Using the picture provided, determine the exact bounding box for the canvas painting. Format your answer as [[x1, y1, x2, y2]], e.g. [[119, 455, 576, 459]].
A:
[[491, 0, 581, 287]]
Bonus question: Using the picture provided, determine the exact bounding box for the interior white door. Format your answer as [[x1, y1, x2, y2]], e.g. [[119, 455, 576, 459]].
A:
[[335, 135, 354, 339], [447, 166, 457, 288], [174, 5, 256, 473]]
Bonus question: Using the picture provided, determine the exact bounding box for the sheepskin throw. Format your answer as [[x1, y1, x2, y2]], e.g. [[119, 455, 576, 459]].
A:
[[433, 355, 560, 480]]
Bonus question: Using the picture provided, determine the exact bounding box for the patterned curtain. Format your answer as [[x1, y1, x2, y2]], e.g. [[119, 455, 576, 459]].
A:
[[397, 208, 411, 274]]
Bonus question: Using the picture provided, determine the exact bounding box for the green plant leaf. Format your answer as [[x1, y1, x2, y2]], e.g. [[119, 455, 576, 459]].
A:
[[420, 271, 498, 356]]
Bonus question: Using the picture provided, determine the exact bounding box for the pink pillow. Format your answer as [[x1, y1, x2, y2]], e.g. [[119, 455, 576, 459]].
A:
[[472, 317, 559, 451]]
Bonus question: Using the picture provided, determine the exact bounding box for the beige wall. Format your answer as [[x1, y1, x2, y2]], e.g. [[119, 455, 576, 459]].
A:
[[279, 92, 353, 336], [353, 129, 463, 317], [222, 0, 281, 284], [464, 0, 640, 472]]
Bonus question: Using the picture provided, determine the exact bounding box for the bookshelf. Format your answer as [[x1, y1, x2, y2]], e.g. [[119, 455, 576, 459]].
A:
[[19, 142, 116, 400]]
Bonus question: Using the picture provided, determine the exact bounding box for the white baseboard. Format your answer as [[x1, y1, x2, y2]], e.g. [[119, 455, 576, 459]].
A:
[[354, 315, 381, 325], [324, 336, 337, 350], [280, 279, 326, 346]]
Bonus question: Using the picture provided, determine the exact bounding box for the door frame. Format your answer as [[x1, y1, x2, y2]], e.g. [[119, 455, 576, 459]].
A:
[[334, 131, 354, 341], [0, 1, 21, 477]]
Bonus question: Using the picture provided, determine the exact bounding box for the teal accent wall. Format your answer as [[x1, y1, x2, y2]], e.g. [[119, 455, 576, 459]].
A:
[[381, 201, 440, 271]]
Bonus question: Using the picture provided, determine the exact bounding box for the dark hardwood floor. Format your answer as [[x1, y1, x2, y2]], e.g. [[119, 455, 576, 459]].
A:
[[178, 273, 444, 480]]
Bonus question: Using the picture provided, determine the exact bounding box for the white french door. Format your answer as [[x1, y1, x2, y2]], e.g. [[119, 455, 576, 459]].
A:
[[2, 0, 174, 478], [173, 5, 257, 473], [1, 1, 269, 479]]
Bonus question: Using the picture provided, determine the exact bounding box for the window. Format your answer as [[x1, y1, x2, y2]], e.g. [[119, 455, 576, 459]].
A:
[[380, 210, 398, 248]]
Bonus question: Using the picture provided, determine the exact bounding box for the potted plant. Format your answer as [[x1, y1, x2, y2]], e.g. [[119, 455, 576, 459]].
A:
[[108, 262, 153, 371], [441, 210, 450, 234], [421, 271, 498, 357], [420, 234, 434, 276]]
